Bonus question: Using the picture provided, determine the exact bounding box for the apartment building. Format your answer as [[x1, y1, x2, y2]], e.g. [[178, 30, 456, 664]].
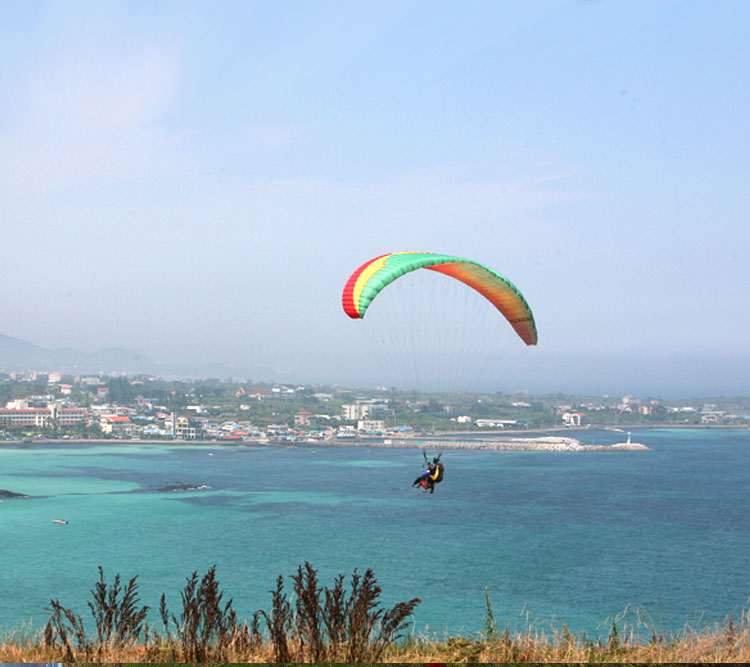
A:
[[0, 405, 88, 428], [100, 415, 132, 435], [175, 416, 203, 440]]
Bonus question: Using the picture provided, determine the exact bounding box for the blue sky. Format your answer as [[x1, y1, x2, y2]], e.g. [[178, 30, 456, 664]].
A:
[[1, 0, 748, 396]]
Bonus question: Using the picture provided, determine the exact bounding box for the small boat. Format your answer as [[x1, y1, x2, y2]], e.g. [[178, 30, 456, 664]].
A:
[[52, 519, 68, 524]]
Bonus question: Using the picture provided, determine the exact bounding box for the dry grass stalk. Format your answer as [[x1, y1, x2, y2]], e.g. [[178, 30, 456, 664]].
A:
[[259, 561, 420, 662], [88, 566, 149, 651]]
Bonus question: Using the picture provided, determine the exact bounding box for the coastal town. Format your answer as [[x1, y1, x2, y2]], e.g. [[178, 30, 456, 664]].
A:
[[0, 371, 748, 446]]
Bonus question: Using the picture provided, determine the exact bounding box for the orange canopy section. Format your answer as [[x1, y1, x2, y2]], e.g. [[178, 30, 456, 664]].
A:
[[342, 251, 537, 346]]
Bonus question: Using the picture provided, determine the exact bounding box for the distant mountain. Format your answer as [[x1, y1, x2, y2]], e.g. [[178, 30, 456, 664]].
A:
[[0, 332, 283, 381], [0, 333, 152, 374], [0, 333, 46, 359]]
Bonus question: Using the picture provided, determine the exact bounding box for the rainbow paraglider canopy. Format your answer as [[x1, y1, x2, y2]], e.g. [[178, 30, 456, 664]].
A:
[[342, 251, 537, 346]]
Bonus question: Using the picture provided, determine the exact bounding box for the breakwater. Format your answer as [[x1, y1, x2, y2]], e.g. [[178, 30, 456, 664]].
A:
[[376, 435, 651, 452], [0, 435, 651, 452]]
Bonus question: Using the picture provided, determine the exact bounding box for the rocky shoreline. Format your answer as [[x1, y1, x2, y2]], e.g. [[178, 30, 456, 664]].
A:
[[0, 435, 651, 452]]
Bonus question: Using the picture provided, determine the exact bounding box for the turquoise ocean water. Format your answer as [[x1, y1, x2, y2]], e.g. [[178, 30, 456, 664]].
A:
[[1, 428, 749, 640]]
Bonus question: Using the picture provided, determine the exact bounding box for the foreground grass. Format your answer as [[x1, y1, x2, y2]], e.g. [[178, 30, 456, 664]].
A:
[[3, 624, 750, 663], [1, 563, 748, 663]]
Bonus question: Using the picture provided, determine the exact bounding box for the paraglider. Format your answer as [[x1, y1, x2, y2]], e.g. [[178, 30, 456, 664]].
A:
[[412, 452, 444, 494], [342, 251, 537, 346]]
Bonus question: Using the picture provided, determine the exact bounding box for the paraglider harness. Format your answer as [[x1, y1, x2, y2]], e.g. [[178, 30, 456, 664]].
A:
[[412, 451, 444, 493]]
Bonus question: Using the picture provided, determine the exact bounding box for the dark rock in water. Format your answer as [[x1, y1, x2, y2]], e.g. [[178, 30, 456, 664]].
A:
[[0, 489, 30, 498], [154, 482, 211, 492]]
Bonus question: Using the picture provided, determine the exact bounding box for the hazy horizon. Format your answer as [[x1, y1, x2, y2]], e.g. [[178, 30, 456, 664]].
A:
[[2, 330, 748, 400], [2, 1, 748, 398]]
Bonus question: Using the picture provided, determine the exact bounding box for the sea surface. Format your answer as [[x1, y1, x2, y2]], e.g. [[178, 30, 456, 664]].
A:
[[1, 428, 749, 641]]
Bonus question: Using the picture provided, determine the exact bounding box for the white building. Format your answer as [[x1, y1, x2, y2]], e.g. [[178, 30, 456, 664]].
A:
[[0, 408, 53, 428], [562, 412, 586, 427], [0, 405, 88, 428], [475, 418, 518, 428], [175, 417, 203, 440], [342, 404, 367, 420], [100, 415, 132, 435], [357, 419, 385, 432], [294, 410, 315, 426], [342, 402, 392, 421], [271, 386, 295, 400]]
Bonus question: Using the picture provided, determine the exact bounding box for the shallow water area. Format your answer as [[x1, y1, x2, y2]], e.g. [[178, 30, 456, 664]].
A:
[[0, 430, 748, 639]]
